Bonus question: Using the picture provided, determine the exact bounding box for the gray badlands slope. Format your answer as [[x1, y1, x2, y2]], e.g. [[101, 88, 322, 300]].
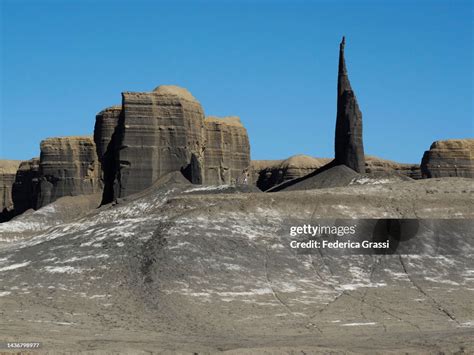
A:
[[0, 175, 473, 353]]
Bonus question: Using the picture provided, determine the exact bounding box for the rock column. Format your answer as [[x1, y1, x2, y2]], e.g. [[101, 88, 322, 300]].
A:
[[334, 37, 365, 173]]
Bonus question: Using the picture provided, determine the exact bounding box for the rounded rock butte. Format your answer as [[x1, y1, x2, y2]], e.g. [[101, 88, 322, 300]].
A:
[[153, 85, 199, 102]]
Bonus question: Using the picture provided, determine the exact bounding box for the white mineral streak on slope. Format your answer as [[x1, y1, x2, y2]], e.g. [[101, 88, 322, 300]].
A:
[[337, 265, 386, 291], [0, 219, 49, 233], [184, 185, 231, 193], [0, 205, 57, 233], [383, 268, 410, 281], [424, 277, 460, 286], [351, 177, 393, 185], [221, 263, 242, 271], [0, 291, 11, 296], [8, 204, 162, 251], [462, 270, 474, 281], [341, 322, 377, 326], [89, 294, 108, 299], [55, 254, 109, 264], [43, 266, 83, 274], [1, 186, 174, 248], [104, 188, 176, 218], [174, 210, 281, 242], [28, 320, 76, 326], [0, 261, 31, 272]]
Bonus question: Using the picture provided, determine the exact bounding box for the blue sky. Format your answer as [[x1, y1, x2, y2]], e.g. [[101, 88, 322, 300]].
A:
[[1, 0, 472, 163]]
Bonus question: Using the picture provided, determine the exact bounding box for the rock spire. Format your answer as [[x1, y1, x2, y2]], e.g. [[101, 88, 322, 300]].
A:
[[334, 36, 365, 173]]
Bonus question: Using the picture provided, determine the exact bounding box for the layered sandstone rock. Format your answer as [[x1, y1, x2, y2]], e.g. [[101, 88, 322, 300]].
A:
[[0, 160, 22, 221], [99, 86, 252, 202], [250, 155, 330, 191], [36, 137, 102, 208], [93, 105, 122, 204], [334, 36, 365, 172], [365, 156, 421, 179], [112, 85, 206, 199], [93, 105, 121, 162], [203, 116, 250, 185], [11, 158, 40, 215], [421, 139, 474, 178]]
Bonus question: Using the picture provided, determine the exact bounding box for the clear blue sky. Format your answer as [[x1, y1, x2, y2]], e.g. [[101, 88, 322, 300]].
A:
[[1, 0, 472, 163]]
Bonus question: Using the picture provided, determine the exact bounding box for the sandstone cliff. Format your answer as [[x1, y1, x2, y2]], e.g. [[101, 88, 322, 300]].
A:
[[36, 137, 102, 208], [93, 105, 121, 163], [365, 156, 421, 179], [203, 116, 250, 185], [99, 86, 252, 203], [93, 105, 122, 204], [250, 155, 330, 191], [421, 139, 474, 178], [11, 158, 40, 215], [0, 160, 22, 221], [112, 85, 205, 199]]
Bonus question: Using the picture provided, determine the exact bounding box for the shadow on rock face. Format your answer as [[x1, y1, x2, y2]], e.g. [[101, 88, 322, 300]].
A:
[[372, 219, 420, 254]]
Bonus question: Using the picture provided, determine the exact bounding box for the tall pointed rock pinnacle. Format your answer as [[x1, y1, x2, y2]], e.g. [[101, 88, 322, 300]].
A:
[[334, 36, 365, 173]]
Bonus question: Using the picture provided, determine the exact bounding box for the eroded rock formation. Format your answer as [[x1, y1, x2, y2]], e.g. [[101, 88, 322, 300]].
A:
[[93, 105, 122, 204], [114, 85, 206, 199], [11, 158, 40, 215], [98, 86, 251, 203], [421, 139, 474, 178], [365, 156, 421, 179], [250, 155, 331, 191], [0, 160, 22, 221], [203, 116, 250, 185], [94, 105, 122, 163], [334, 36, 365, 172], [36, 137, 102, 209]]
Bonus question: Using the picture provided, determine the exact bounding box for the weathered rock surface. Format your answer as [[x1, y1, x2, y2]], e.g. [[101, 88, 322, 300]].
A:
[[11, 158, 40, 216], [36, 137, 102, 209], [93, 105, 122, 204], [93, 105, 121, 163], [203, 116, 250, 185], [250, 155, 331, 191], [365, 156, 421, 179], [112, 85, 206, 199], [0, 160, 22, 221], [270, 164, 360, 191], [421, 139, 474, 178], [99, 86, 252, 203], [268, 36, 366, 191], [253, 155, 418, 191], [334, 36, 365, 172]]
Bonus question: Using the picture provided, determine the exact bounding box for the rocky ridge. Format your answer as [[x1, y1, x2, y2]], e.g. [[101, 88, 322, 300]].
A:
[[421, 139, 474, 178], [0, 160, 22, 221], [35, 137, 102, 209], [11, 158, 40, 216], [365, 156, 421, 179], [250, 155, 331, 191], [203, 116, 250, 185]]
